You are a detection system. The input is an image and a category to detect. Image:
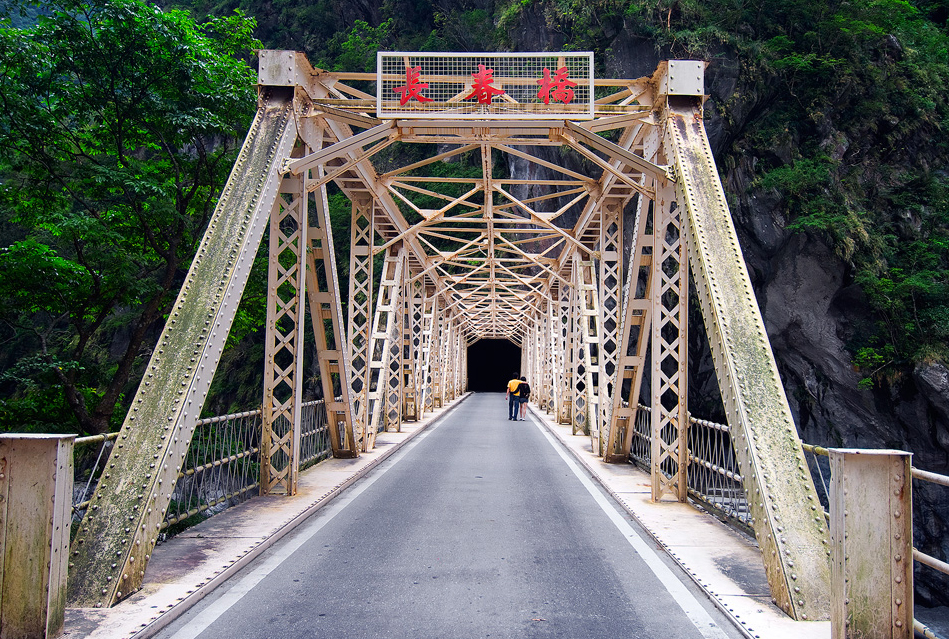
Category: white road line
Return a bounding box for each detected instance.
[529,414,731,639]
[168,425,440,639]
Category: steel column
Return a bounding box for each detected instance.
[366,245,406,444]
[570,258,586,435]
[598,198,623,453]
[261,174,308,495]
[605,187,654,463]
[557,281,573,425]
[347,199,375,444]
[431,311,446,408]
[649,181,688,502]
[305,173,358,459]
[420,291,438,414]
[402,278,424,421]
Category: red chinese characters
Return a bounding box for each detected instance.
[536,66,577,105]
[464,64,506,105]
[393,66,433,106]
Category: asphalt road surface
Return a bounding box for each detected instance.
[157,393,745,639]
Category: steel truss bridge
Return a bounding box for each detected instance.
[67,50,831,624]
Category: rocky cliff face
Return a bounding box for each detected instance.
[706,45,949,605]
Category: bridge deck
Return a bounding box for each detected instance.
[64,395,827,639]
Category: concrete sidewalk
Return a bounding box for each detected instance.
[62,394,471,639]
[528,403,830,639]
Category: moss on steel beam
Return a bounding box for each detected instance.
[666,101,831,620]
[67,93,297,608]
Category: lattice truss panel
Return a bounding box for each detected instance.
[604,180,653,462]
[650,183,689,502]
[261,176,307,495]
[402,278,425,421]
[347,200,374,436]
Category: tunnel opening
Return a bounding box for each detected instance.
[467,339,521,392]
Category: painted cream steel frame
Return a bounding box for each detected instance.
[70,51,831,625]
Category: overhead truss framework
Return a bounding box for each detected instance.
[70,51,829,623]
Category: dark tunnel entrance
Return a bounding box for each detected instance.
[467,339,521,392]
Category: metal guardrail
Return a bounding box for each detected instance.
[628,405,752,533]
[161,409,263,533]
[801,443,947,638]
[300,399,332,469]
[629,404,651,470]
[72,400,333,539]
[686,414,752,533]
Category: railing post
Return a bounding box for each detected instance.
[830,449,913,638]
[0,434,73,638]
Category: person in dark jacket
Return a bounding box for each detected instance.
[517,375,531,421]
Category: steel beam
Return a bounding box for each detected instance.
[68,91,297,606]
[666,98,830,619]
[261,174,307,495]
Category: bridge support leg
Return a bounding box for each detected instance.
[305,177,358,459]
[420,290,437,415]
[605,187,653,463]
[665,95,830,619]
[261,174,308,494]
[347,199,375,449]
[598,198,623,454]
[541,304,555,412]
[830,449,913,639]
[367,245,405,439]
[449,321,462,397]
[557,282,573,425]
[402,278,424,421]
[68,93,297,607]
[444,321,457,401]
[431,312,445,408]
[576,258,605,453]
[650,181,689,502]
[570,258,586,435]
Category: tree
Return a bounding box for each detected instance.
[0,0,259,434]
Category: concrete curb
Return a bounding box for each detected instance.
[129,393,472,639]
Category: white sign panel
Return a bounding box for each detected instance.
[377,52,594,120]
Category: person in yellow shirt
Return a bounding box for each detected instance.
[505,373,521,421]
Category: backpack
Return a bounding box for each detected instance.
[518,382,531,399]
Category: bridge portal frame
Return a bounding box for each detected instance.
[67,51,830,623]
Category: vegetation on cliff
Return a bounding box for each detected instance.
[0,0,947,433]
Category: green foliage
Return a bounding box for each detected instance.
[0,0,259,434]
[321,19,392,72]
[2,0,946,414]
